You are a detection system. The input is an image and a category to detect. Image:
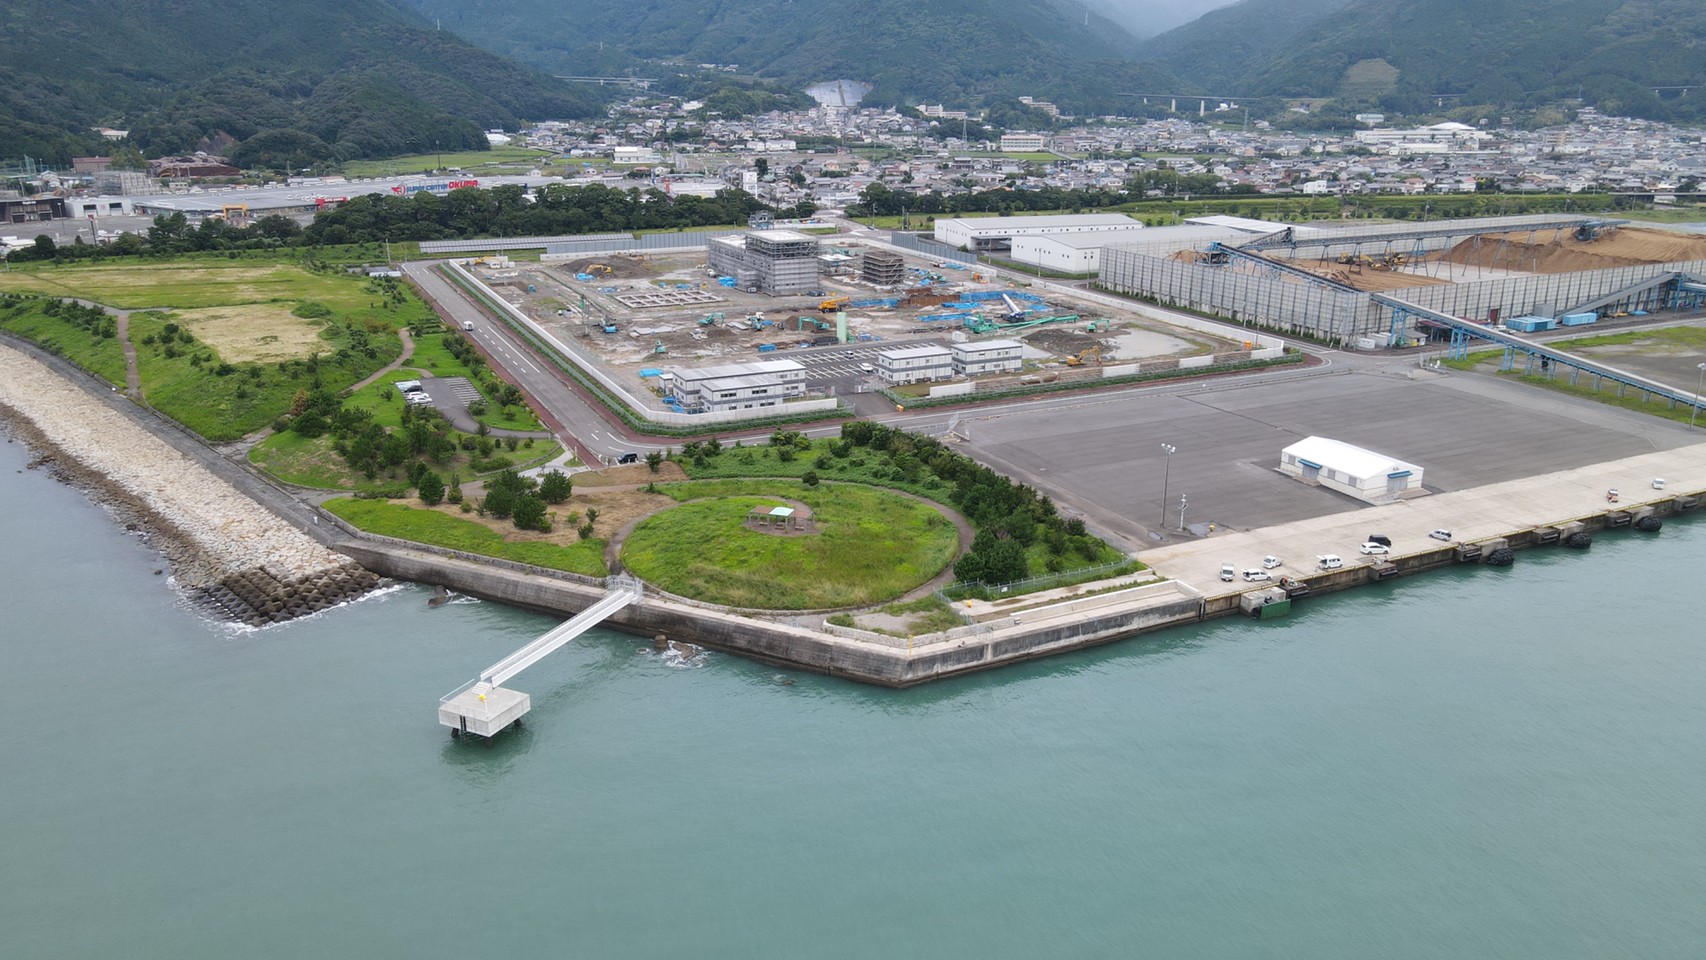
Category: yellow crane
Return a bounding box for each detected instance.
[818,295,850,313]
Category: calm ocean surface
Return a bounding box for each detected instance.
[3,434,1703,959]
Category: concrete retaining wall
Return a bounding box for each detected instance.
[339,541,1209,686]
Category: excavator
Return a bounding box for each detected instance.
[586,263,614,277]
[1063,347,1102,367]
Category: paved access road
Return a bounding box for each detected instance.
[404,261,654,463]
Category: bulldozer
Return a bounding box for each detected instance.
[1063,346,1102,367]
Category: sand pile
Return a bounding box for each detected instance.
[1438,227,1706,274]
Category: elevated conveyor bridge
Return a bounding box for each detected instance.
[1374,292,1706,414]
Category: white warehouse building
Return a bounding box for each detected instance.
[666,359,807,414]
[951,339,1024,377]
[1007,230,1149,274]
[933,213,1144,253]
[876,344,953,385]
[1279,436,1424,504]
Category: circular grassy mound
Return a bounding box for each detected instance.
[620,483,959,610]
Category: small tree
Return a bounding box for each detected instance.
[512,493,549,532]
[645,451,663,473]
[801,470,820,487]
[539,469,572,504]
[417,470,445,506]
[484,484,516,519]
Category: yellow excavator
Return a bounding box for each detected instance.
[1064,346,1102,367]
[587,263,613,277]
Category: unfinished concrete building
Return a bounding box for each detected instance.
[861,250,906,286]
[706,230,822,295]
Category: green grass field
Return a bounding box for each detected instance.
[0,259,382,311]
[0,300,128,385]
[255,421,559,491]
[126,310,405,440]
[1444,326,1706,426]
[340,146,555,178]
[1553,326,1706,351]
[323,498,607,576]
[679,438,954,505]
[621,480,959,610]
[0,254,439,440]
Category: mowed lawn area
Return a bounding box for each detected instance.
[0,254,434,440]
[620,480,961,610]
[324,498,607,577]
[0,258,379,311]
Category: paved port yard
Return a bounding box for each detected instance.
[1141,440,1706,600]
[960,365,1698,548]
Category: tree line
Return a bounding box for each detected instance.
[2,184,789,263]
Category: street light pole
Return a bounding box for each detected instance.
[1691,362,1706,430]
[1178,494,1188,533]
[1159,443,1176,530]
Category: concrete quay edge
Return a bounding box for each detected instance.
[335,541,1209,687]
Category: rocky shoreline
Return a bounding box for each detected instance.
[0,345,377,625]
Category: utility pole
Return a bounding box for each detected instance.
[1159,443,1176,530]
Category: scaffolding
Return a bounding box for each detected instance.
[861,250,906,286]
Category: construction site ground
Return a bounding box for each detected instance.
[469,244,1244,391]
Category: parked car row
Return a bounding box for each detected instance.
[1225,529,1470,582]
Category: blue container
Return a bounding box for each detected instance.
[1561,312,1597,326]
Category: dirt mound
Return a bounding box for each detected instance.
[1438,227,1706,274]
[560,255,653,280]
[1297,260,1455,292]
[1024,328,1100,356]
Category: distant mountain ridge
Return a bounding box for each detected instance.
[397,0,1188,115]
[1140,0,1706,122]
[0,0,600,165]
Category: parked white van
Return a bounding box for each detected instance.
[1241,569,1273,583]
[1316,554,1344,570]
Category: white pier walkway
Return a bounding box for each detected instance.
[438,575,643,738]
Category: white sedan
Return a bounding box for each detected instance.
[1359,542,1390,555]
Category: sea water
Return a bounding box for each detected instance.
[2,435,1703,959]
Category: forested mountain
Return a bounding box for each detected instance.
[0,0,601,165]
[1142,0,1706,123]
[1137,0,1356,89]
[397,0,1186,115]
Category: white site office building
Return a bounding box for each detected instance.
[875,344,953,384]
[951,339,1024,377]
[666,359,807,413]
[1279,436,1424,503]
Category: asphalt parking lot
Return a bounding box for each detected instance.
[961,368,1696,547]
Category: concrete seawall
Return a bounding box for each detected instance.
[339,466,1706,687]
[337,541,1208,687]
